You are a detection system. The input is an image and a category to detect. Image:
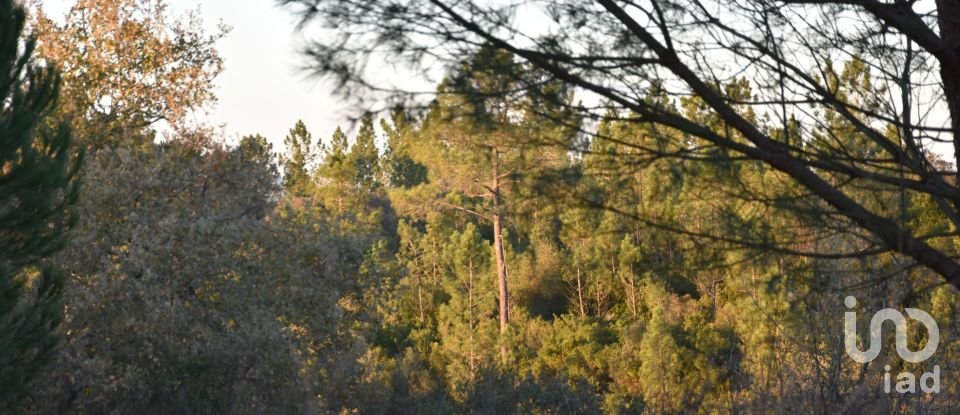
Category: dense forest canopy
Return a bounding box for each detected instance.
[282,0,960,288]
[1,0,959,413]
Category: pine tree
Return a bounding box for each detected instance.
[394,220,446,329]
[281,120,315,197]
[437,223,499,395]
[413,47,580,358]
[318,126,351,215]
[349,113,381,191]
[381,108,427,188]
[233,134,278,217]
[0,0,81,405]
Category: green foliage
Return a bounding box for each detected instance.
[437,223,499,392]
[281,120,316,197]
[13,14,960,413]
[17,139,345,413]
[0,0,81,406]
[350,113,381,191]
[381,108,428,189]
[530,315,614,391]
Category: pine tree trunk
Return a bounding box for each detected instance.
[417,278,425,326]
[576,264,586,318]
[493,211,508,333]
[491,148,509,360]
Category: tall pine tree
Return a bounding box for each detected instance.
[281,120,316,197]
[0,0,81,405]
[349,113,381,191]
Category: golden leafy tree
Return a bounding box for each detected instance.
[31,0,227,147]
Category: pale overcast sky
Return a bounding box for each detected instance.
[41,0,350,148]
[38,1,954,159]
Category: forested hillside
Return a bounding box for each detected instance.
[4,0,960,414]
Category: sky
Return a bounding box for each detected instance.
[42,0,350,148]
[182,0,349,146]
[37,0,955,160]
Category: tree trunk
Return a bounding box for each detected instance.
[468,257,477,380]
[417,278,425,326]
[491,148,509,360]
[576,264,586,318]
